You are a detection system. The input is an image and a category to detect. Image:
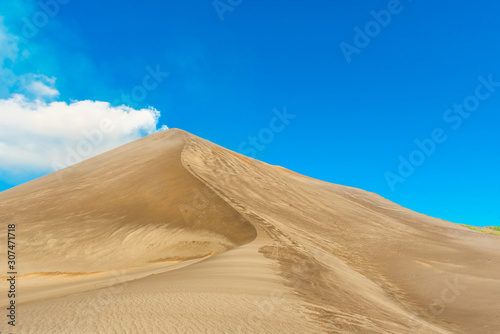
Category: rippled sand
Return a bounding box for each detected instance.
[0,129,498,333]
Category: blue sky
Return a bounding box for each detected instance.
[0,0,499,227]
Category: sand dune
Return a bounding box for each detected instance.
[0,128,499,333]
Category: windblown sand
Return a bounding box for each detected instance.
[0,129,498,333]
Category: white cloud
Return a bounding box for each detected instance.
[0,19,59,100]
[0,18,19,98]
[0,95,167,174]
[19,73,60,99]
[0,18,18,62]
[27,80,59,98]
[0,17,168,184]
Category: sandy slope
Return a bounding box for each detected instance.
[0,128,499,333]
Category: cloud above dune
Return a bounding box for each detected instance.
[0,95,167,174]
[0,17,168,181]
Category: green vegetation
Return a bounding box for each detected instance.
[461,225,500,236]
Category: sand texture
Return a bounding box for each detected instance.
[0,129,498,333]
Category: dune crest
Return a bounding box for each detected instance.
[0,128,499,333]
